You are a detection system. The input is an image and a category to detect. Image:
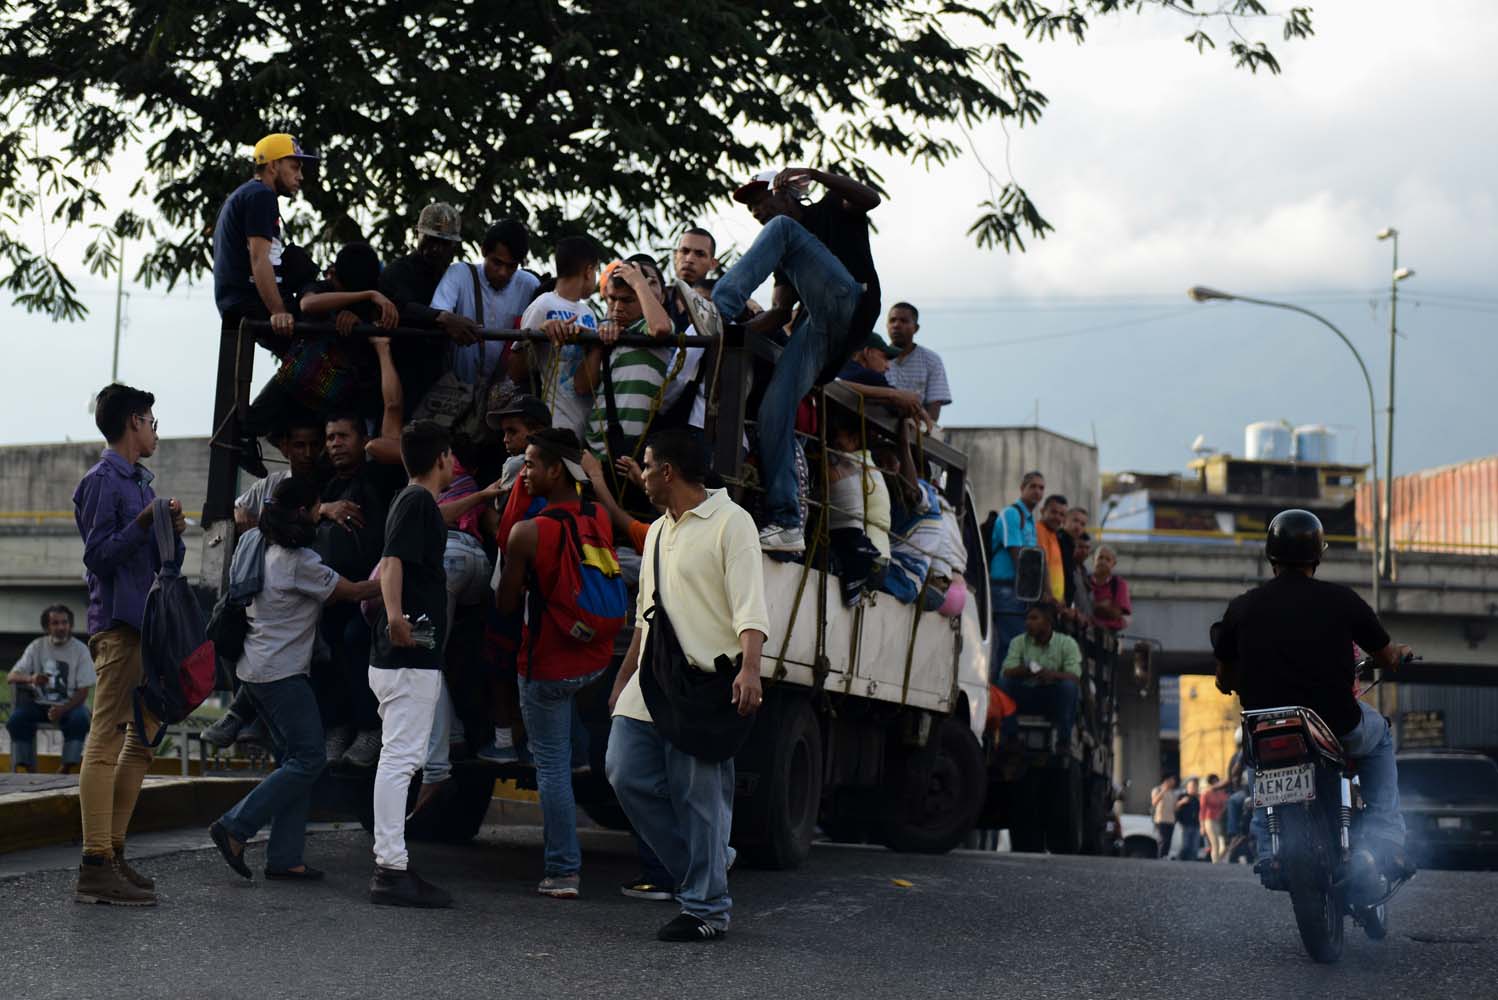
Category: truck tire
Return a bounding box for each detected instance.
[878,717,986,855]
[1044,760,1084,855]
[407,766,495,844]
[735,695,823,870]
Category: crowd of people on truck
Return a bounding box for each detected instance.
[50,130,971,943]
[984,467,1133,750]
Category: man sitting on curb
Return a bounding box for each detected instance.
[7,604,95,774]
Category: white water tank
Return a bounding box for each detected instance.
[1293,424,1337,464]
[1244,421,1292,461]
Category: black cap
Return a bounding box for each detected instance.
[1265,509,1326,566]
[485,392,552,430]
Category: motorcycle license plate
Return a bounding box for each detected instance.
[1254,764,1316,808]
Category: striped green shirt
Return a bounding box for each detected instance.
[584,320,682,457]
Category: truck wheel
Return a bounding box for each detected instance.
[878,717,986,855]
[407,766,495,844]
[1044,760,1084,855]
[736,695,823,870]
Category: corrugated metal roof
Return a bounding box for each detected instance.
[1356,455,1498,553]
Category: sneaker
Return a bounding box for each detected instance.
[209,821,252,880]
[324,726,354,764]
[114,854,155,891]
[759,524,805,553]
[477,742,519,764]
[675,278,724,340]
[537,875,580,899]
[620,879,675,901]
[657,912,724,942]
[370,866,453,908]
[75,855,156,907]
[200,712,243,750]
[341,729,382,769]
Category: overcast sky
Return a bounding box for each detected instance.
[5,1,1495,479]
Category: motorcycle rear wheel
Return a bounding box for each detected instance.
[1280,807,1345,963]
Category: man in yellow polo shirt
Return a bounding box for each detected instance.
[606,430,769,943]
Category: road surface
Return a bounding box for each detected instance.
[3,825,1495,999]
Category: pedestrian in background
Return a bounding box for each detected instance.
[1201,774,1231,863]
[1151,774,1180,860]
[1176,777,1203,861]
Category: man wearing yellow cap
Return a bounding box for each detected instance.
[208,133,321,479]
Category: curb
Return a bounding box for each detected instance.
[0,777,260,855]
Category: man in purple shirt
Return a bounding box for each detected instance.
[71,383,185,906]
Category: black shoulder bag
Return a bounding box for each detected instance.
[637,529,755,762]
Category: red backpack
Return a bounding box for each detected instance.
[522,501,629,680]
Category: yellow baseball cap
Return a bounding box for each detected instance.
[253,133,320,165]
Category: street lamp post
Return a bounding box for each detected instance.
[1187,286,1381,613]
[1375,227,1414,578]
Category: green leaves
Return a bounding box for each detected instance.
[0,0,1312,319]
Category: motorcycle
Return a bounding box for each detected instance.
[1241,656,1416,963]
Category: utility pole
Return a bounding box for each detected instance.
[110,237,126,382]
[1376,227,1414,581]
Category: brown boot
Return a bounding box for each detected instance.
[114,854,156,891]
[75,855,156,907]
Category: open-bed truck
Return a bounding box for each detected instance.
[203,321,996,867]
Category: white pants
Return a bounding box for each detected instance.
[368,666,442,871]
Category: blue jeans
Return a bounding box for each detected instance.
[997,677,1080,748]
[607,716,733,930]
[713,214,861,529]
[1178,823,1202,860]
[990,583,1026,679]
[7,702,91,765]
[219,675,325,871]
[518,669,604,877]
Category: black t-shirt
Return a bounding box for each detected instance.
[1176,794,1200,826]
[371,485,449,670]
[379,252,452,408]
[315,461,406,581]
[1211,573,1390,736]
[213,180,281,317]
[776,192,883,375]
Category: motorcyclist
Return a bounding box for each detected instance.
[1210,509,1415,882]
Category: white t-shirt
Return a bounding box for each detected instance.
[238,546,339,684]
[520,291,600,438]
[8,637,96,706]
